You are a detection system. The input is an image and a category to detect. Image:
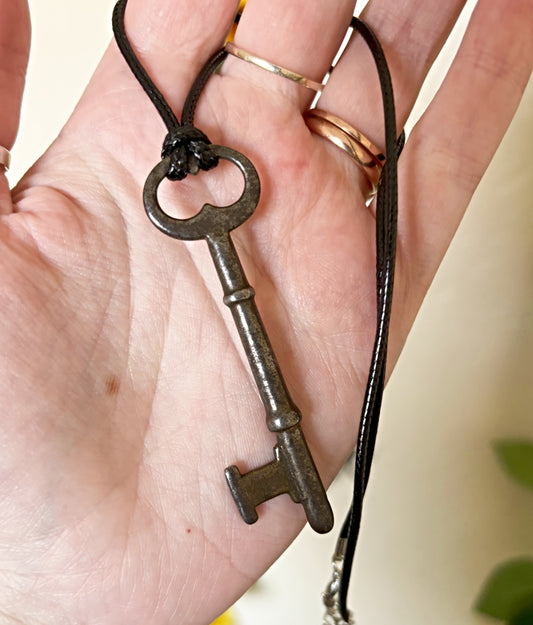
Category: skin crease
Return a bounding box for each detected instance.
[0,0,532,623]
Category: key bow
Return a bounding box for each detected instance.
[143,144,260,240]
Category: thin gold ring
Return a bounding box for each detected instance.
[303,110,383,192]
[225,42,323,93]
[0,146,11,171]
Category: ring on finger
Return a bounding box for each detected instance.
[225,41,324,93]
[304,109,384,193]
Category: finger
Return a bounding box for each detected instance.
[316,0,467,149]
[396,0,533,321]
[221,0,356,107]
[124,0,239,107]
[0,0,30,210]
[80,0,239,132]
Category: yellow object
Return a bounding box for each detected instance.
[226,0,247,43]
[211,610,235,625]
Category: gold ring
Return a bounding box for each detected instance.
[307,109,385,168]
[303,109,384,192]
[0,145,11,171]
[225,42,323,92]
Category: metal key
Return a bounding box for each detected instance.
[144,145,333,534]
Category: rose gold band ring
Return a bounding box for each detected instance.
[225,42,324,93]
[0,146,11,171]
[303,108,384,193]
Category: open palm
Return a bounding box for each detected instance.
[1,0,531,623]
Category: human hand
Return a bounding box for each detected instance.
[1,1,532,623]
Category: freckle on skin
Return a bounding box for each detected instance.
[105,375,120,396]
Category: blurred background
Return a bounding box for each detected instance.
[12,1,533,623]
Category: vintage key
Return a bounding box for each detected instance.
[144,145,334,534]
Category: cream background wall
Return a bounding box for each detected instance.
[12,1,533,624]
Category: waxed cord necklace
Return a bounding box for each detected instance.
[112,2,403,621]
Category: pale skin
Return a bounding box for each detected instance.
[0,0,532,623]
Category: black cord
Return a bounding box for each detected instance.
[112,2,402,621]
[337,17,404,621]
[112,0,179,132]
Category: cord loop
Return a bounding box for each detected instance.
[162,126,219,180]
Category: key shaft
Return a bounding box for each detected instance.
[207,231,300,432]
[208,230,333,533]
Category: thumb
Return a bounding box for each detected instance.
[0,0,30,148]
[0,0,30,206]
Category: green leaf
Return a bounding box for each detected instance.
[476,558,533,620]
[511,606,533,625]
[494,440,533,491]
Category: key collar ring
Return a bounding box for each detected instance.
[143,145,261,241]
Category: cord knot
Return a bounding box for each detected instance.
[162,125,219,181]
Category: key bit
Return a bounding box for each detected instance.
[143,144,333,533]
[226,425,333,534]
